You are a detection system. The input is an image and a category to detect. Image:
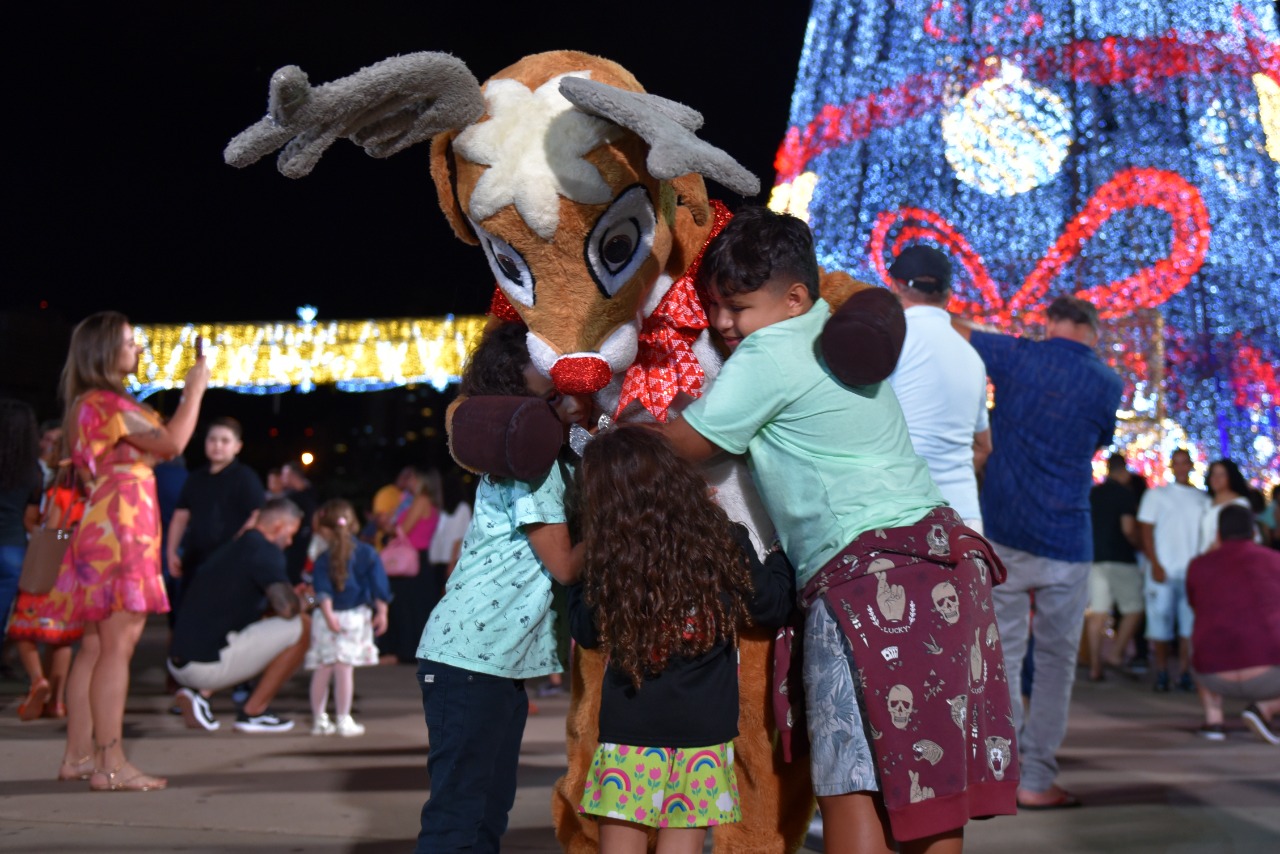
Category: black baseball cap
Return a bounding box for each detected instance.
[888,245,952,293]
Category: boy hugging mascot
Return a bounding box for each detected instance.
[228,49,904,853]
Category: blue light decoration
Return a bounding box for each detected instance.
[770,0,1280,488]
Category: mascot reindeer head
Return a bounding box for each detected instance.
[227,50,760,416]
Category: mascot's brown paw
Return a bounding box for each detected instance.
[447,395,563,479]
[820,285,906,387]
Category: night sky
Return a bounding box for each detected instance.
[8,1,814,324]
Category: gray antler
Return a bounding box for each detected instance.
[225,52,486,178]
[559,77,760,197]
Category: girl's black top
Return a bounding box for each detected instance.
[566,523,794,747]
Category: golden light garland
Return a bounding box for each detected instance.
[127,312,489,397]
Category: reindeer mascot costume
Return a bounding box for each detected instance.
[228,50,903,853]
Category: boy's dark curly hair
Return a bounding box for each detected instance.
[459,323,533,397]
[579,425,753,688]
[696,205,820,300]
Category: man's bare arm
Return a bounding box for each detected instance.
[167,509,190,577]
[1121,514,1140,549]
[1139,522,1164,582]
[972,429,993,476]
[265,582,302,618]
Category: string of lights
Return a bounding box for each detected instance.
[127,308,489,399]
[772,0,1280,487]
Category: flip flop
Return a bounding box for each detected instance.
[1018,790,1082,810]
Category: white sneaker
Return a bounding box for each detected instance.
[334,715,365,737]
[176,688,220,731]
[311,713,336,736]
[1242,705,1280,746]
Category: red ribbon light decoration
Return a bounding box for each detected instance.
[775,23,1280,183]
[1230,335,1280,409]
[869,167,1210,326]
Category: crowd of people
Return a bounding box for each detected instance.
[0,313,475,789]
[1,207,1277,851]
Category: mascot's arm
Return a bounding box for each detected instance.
[819,272,907,388]
[731,524,796,629]
[446,395,564,480]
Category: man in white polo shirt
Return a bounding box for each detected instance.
[1137,448,1209,693]
[887,245,992,531]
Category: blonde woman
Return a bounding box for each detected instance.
[53,312,207,791]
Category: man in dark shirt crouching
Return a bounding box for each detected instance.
[168,498,310,733]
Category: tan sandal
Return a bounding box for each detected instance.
[57,754,95,782]
[89,764,167,792]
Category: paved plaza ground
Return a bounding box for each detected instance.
[1,619,1277,853]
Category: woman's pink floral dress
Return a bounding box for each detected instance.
[50,390,169,623]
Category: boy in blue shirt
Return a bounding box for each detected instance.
[663,207,1017,853]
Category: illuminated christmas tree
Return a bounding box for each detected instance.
[771,0,1280,486]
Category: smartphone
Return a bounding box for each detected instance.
[194,335,204,358]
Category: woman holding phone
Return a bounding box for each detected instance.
[53,315,208,791]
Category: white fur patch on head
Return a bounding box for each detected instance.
[456,72,619,241]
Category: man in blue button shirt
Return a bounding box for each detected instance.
[956,296,1122,810]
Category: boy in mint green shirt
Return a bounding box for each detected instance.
[667,209,943,584]
[663,207,1018,850]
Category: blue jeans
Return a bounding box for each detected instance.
[416,659,529,853]
[0,544,25,633]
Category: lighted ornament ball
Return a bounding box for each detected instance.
[1254,73,1280,160]
[941,61,1073,196]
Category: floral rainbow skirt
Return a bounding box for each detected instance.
[579,741,740,829]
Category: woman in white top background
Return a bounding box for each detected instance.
[1197,459,1258,555]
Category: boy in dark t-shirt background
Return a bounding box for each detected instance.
[167,417,265,612]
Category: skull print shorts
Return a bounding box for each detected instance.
[803,600,880,796]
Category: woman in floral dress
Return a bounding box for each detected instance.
[54,312,208,791]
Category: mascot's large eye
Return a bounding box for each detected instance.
[585,185,655,299]
[473,223,536,308]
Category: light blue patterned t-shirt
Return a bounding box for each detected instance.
[416,463,569,679]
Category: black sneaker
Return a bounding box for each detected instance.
[1197,723,1226,741]
[176,688,220,731]
[1153,671,1170,692]
[234,709,294,733]
[1177,672,1196,693]
[1242,705,1280,746]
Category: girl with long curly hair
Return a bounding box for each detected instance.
[306,498,391,737]
[570,425,794,854]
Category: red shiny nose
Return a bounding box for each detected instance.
[550,356,613,395]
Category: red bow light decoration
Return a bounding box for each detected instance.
[870,167,1210,326]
